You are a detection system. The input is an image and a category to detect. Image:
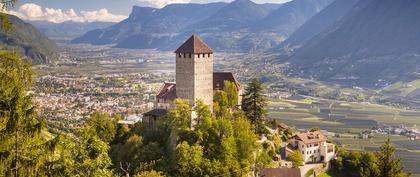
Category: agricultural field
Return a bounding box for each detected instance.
[268,96,420,175]
[382,79,420,98]
[269,96,420,133]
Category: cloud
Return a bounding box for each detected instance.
[136,0,191,8]
[136,0,292,8]
[9,3,127,23]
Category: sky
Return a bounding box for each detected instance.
[9,0,292,23]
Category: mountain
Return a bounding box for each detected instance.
[155,0,283,52]
[286,0,420,87]
[72,0,329,52]
[72,3,227,45]
[29,21,115,39]
[273,0,359,52]
[0,14,57,64]
[189,0,272,31]
[256,0,334,36]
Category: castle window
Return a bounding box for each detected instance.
[208,54,211,57]
[198,54,201,58]
[189,53,192,58]
[178,53,182,58]
[183,53,186,58]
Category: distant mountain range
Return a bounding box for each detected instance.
[278,0,420,87]
[29,21,115,39]
[0,14,57,64]
[72,0,333,52]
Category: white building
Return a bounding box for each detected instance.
[286,131,335,164]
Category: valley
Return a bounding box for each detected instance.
[6,0,420,176]
[33,43,420,176]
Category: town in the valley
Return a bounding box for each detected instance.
[4,0,420,176]
[32,34,420,177]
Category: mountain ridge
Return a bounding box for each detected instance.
[285,0,420,87]
[72,0,332,52]
[0,14,58,64]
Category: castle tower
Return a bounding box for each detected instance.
[175,35,214,108]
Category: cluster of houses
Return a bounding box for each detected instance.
[34,73,160,129]
[374,125,420,141]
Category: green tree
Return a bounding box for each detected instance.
[134,170,165,177]
[241,78,268,134]
[223,81,238,108]
[256,151,274,173]
[233,117,258,169]
[86,111,117,143]
[168,99,191,131]
[214,90,229,118]
[360,152,380,177]
[194,100,211,130]
[309,127,321,132]
[0,52,60,177]
[1,0,17,32]
[72,125,114,176]
[173,142,205,177]
[272,132,282,151]
[376,138,409,177]
[288,151,303,168]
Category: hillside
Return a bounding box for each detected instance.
[284,0,420,87]
[72,0,331,52]
[30,21,115,39]
[0,14,57,64]
[256,0,334,36]
[72,3,227,46]
[272,0,359,53]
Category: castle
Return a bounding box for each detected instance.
[144,35,241,127]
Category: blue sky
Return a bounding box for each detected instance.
[11,0,291,23]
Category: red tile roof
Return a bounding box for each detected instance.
[260,168,301,177]
[175,35,213,54]
[156,72,240,102]
[156,83,176,100]
[294,131,327,144]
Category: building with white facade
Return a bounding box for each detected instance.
[286,131,335,164]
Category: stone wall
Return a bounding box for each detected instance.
[176,53,213,108]
[194,53,213,108]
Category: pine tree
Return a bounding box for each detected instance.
[241,78,267,134]
[376,137,409,177]
[0,52,59,176]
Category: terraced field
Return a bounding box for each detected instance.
[269,97,420,133]
[268,96,420,175]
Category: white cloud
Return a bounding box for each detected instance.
[136,0,190,8]
[9,3,127,23]
[137,0,292,8]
